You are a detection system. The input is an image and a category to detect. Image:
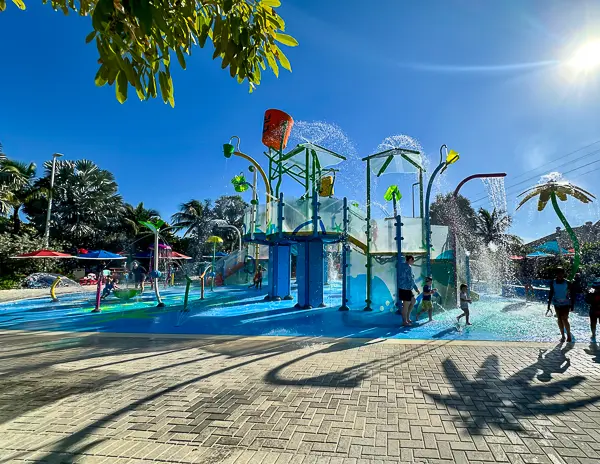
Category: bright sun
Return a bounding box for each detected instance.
[569,39,600,71]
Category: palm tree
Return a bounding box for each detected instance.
[171,199,212,238]
[122,202,160,237]
[517,179,595,279]
[474,208,522,249]
[37,159,124,246]
[0,159,44,233]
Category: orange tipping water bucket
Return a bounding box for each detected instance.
[262,109,293,151]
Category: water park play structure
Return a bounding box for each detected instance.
[223,109,470,312]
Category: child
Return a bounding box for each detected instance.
[254,265,263,290]
[457,284,472,325]
[101,277,118,300]
[586,278,600,341]
[417,276,437,322]
[547,267,574,343]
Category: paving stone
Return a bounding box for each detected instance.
[2,332,600,463]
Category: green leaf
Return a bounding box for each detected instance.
[275,47,291,72]
[0,0,6,12]
[94,66,107,86]
[261,0,281,7]
[85,31,96,44]
[274,33,298,47]
[116,71,128,104]
[11,0,25,10]
[265,52,279,77]
[158,71,168,104]
[176,47,187,70]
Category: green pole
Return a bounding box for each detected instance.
[550,192,580,280]
[183,276,192,311]
[365,158,372,311]
[211,241,216,291]
[419,169,424,218]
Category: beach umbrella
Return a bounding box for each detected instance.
[11,249,73,259]
[11,249,74,302]
[526,251,553,258]
[171,251,192,260]
[77,250,127,260]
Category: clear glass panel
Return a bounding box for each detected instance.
[401,217,424,254]
[319,197,344,234]
[371,259,397,311]
[348,204,367,246]
[372,218,396,253]
[431,225,451,259]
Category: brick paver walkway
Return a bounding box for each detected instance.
[1,331,600,463]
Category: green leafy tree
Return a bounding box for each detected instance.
[0,159,45,234]
[474,208,517,247]
[210,194,248,252]
[25,159,124,247]
[430,193,478,249]
[171,199,213,258]
[1,0,298,107]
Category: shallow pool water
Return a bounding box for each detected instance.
[0,283,593,342]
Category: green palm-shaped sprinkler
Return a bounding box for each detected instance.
[139,218,167,307]
[517,179,595,279]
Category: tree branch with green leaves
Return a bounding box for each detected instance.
[1,0,297,107]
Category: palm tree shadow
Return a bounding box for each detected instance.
[421,348,600,434]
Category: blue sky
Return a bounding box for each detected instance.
[1,0,600,242]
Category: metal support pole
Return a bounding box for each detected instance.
[154,231,165,307]
[425,162,445,278]
[394,197,404,308]
[340,197,350,311]
[419,169,424,218]
[43,153,62,248]
[312,191,319,237]
[365,159,372,311]
[411,182,419,218]
[277,192,284,239]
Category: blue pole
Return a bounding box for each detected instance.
[340,197,349,311]
[277,192,284,239]
[466,254,471,291]
[425,161,445,277]
[394,197,403,308]
[312,192,319,237]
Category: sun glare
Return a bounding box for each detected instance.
[569,39,600,71]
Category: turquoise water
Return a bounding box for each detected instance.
[0,283,593,342]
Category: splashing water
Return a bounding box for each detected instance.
[377,134,428,172]
[290,121,366,205]
[540,171,563,184]
[481,177,507,213]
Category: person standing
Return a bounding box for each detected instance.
[132,261,147,295]
[547,267,574,343]
[586,278,600,341]
[397,255,420,326]
[457,284,472,325]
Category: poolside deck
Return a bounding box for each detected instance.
[1,330,600,463]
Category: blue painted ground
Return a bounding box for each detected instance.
[0,283,594,342]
